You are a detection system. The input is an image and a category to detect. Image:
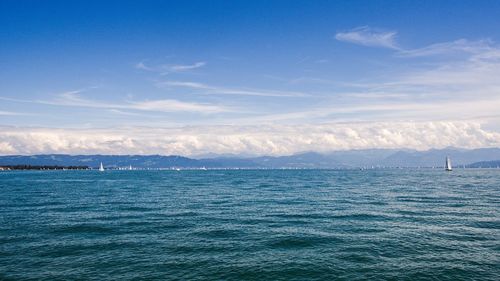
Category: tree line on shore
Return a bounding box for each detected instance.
[0,165,89,170]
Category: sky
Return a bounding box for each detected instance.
[1,0,500,156]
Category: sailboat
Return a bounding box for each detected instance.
[99,162,105,172]
[129,165,133,171]
[445,156,452,171]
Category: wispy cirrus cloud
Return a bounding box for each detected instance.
[335,26,400,49]
[397,39,495,57]
[336,26,497,60]
[257,37,500,125]
[135,61,155,71]
[16,35,500,125]
[158,80,309,97]
[3,91,232,114]
[234,97,500,124]
[0,110,28,116]
[59,91,230,113]
[169,61,206,72]
[135,60,206,74]
[130,99,225,113]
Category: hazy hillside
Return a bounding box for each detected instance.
[380,148,500,167]
[1,148,499,169]
[466,160,500,168]
[0,155,201,169]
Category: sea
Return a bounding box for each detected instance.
[0,169,499,280]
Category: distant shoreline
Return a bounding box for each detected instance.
[1,166,500,172]
[0,165,89,171]
[1,148,499,169]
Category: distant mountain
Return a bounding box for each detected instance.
[466,160,500,168]
[0,155,203,169]
[322,149,399,167]
[243,148,500,168]
[251,152,346,168]
[204,149,402,168]
[380,148,500,167]
[1,148,500,169]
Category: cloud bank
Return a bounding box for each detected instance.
[1,121,499,156]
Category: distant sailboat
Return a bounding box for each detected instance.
[445,156,452,171]
[129,165,133,171]
[99,162,105,172]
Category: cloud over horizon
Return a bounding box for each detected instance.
[0,121,499,156]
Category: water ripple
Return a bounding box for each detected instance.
[0,169,499,280]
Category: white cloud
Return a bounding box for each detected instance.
[158,81,309,97]
[9,91,232,114]
[0,111,26,116]
[233,97,500,124]
[135,61,206,74]
[160,81,209,89]
[397,39,494,57]
[0,121,498,156]
[386,41,500,102]
[169,61,206,72]
[283,37,500,124]
[0,141,16,153]
[335,26,399,49]
[3,35,500,156]
[130,99,226,113]
[135,61,154,71]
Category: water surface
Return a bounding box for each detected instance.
[1,169,499,280]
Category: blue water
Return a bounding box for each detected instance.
[1,169,499,280]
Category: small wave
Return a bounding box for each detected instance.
[269,213,331,220]
[192,228,243,239]
[267,235,337,249]
[331,213,390,221]
[118,206,154,212]
[50,224,115,234]
[34,241,141,258]
[469,220,500,230]
[166,211,200,217]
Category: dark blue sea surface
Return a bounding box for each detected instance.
[1,169,499,280]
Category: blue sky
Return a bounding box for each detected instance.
[1,0,500,155]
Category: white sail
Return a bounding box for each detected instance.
[445,156,452,171]
[129,165,133,170]
[99,162,105,172]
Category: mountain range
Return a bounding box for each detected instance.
[466,160,500,168]
[1,148,500,169]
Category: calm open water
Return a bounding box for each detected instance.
[0,169,499,280]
